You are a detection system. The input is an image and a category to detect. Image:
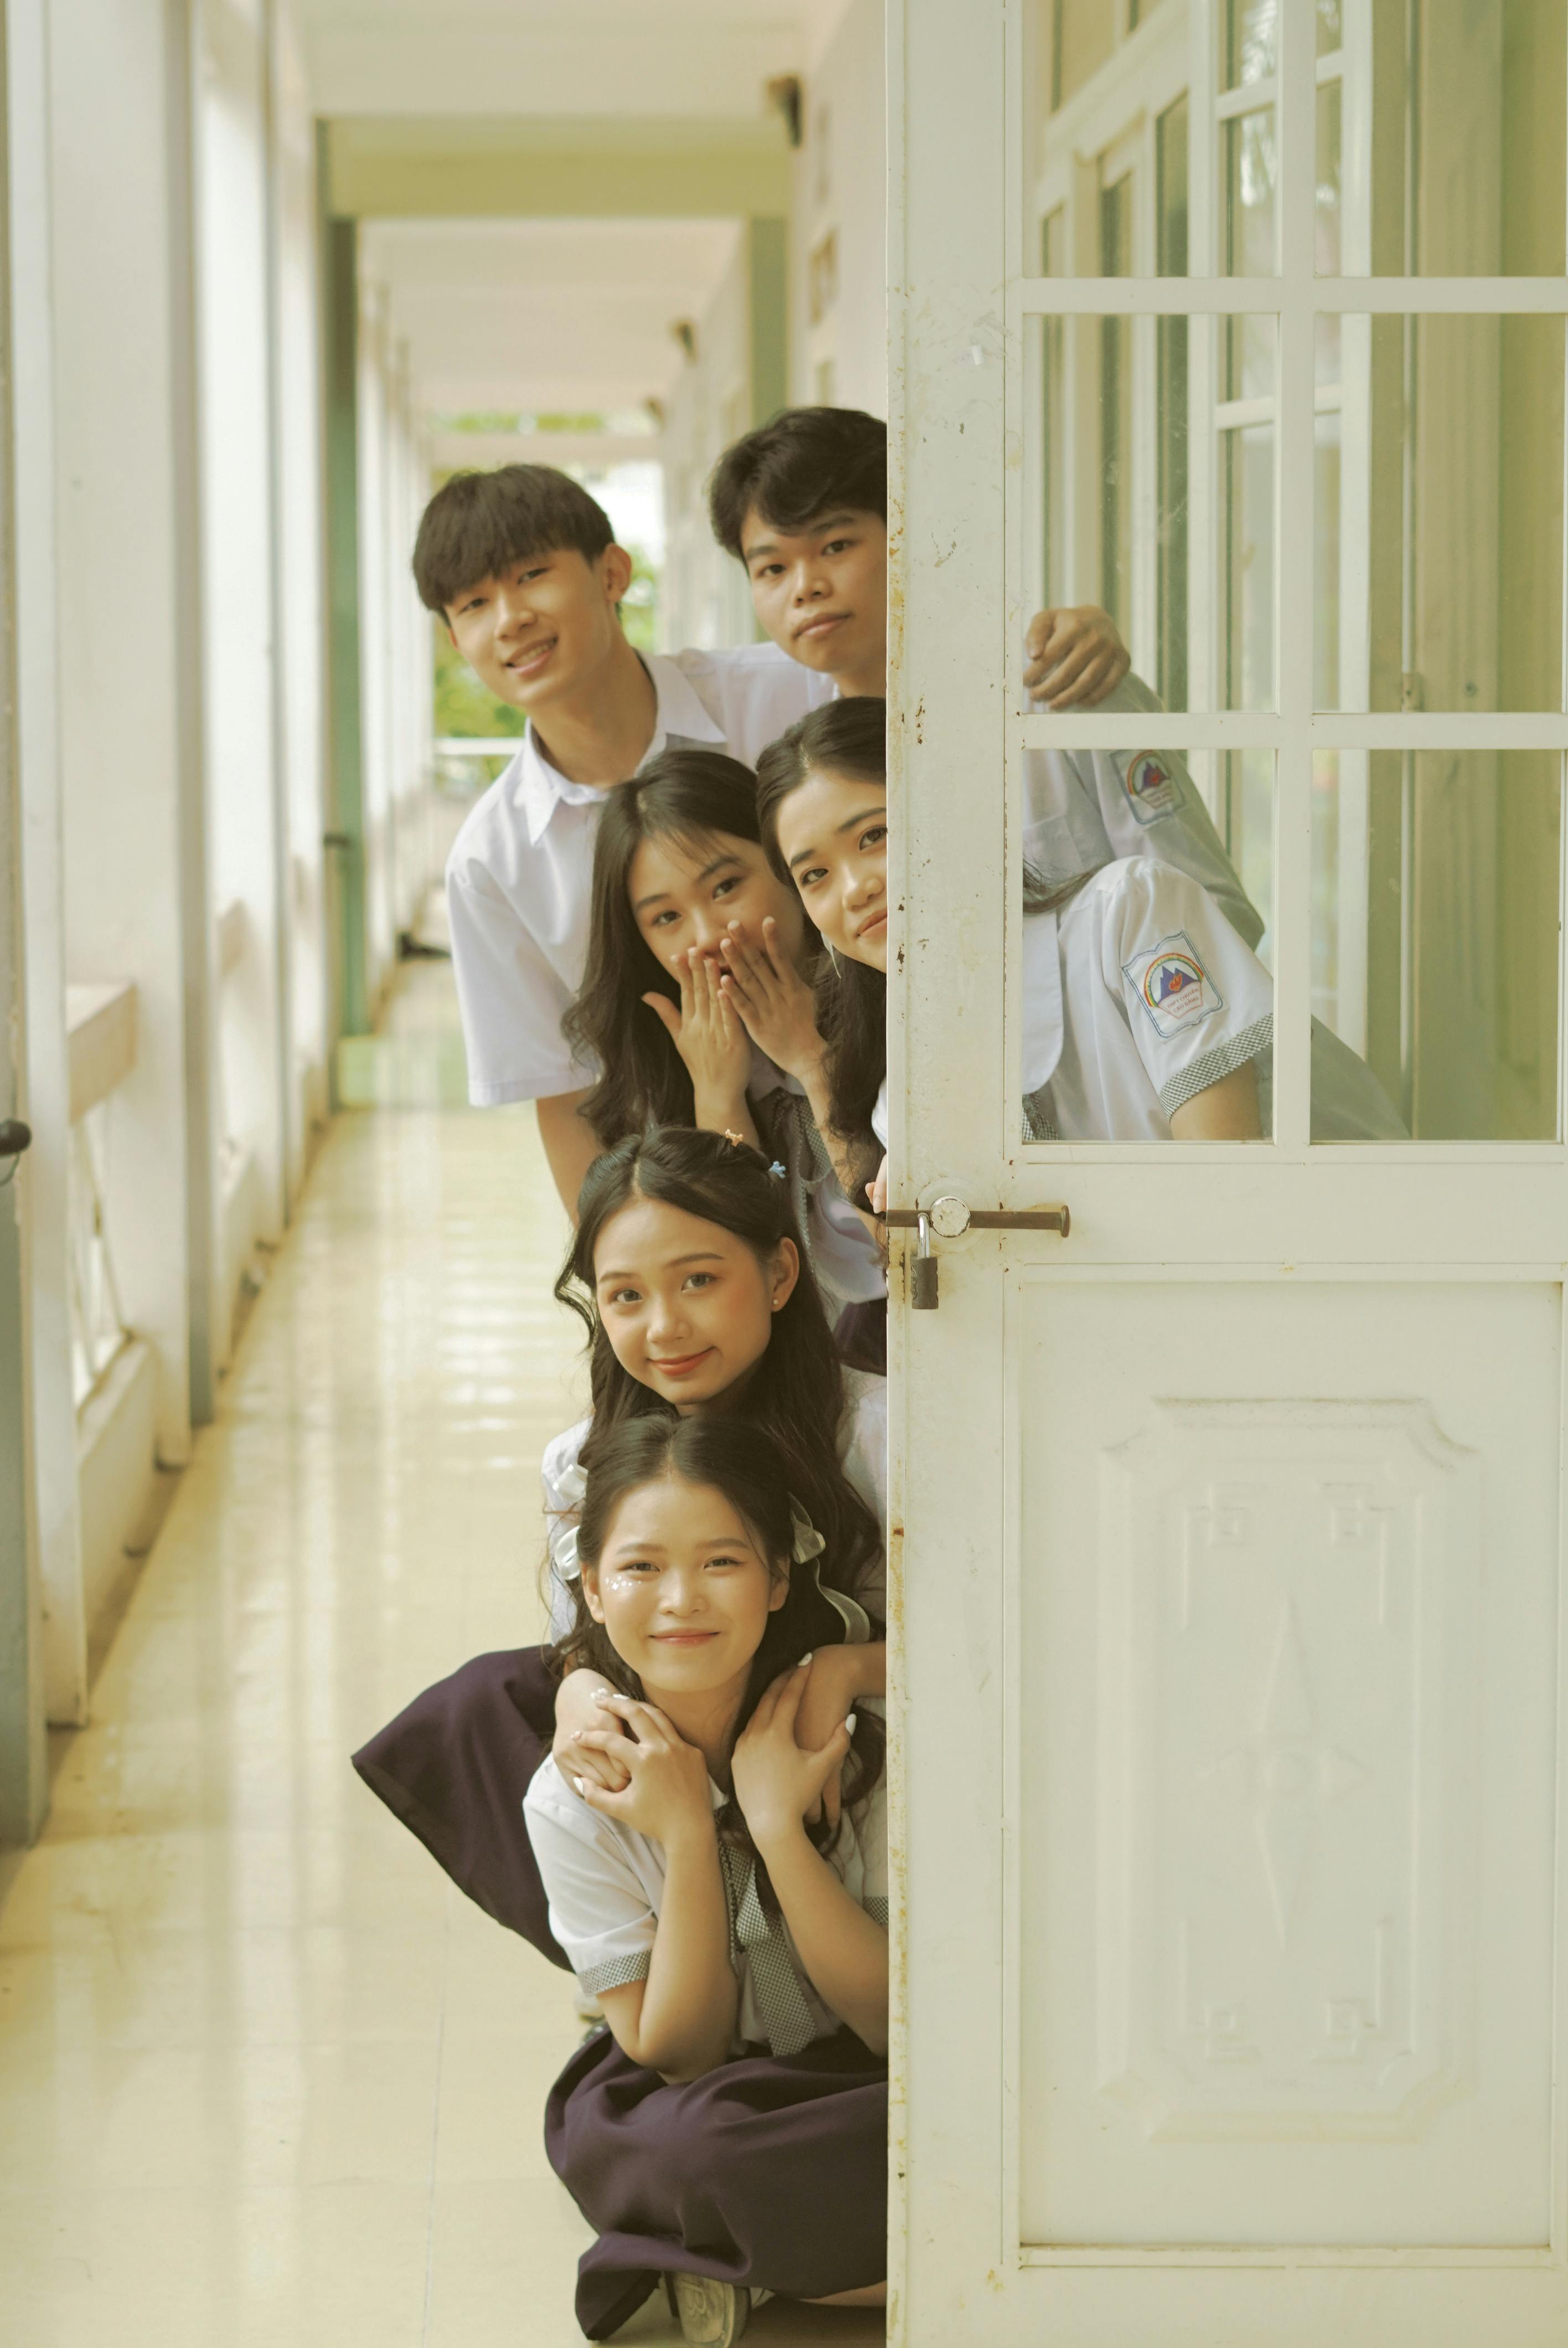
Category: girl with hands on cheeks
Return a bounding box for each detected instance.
[525,1413,888,2340]
[564,746,885,1333]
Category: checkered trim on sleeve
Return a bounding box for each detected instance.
[863,1897,889,1929]
[1022,1087,1059,1141]
[578,1951,653,1997]
[1158,1013,1275,1118]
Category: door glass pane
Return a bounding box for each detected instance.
[1316,313,1564,713]
[1028,1,1197,275]
[1020,746,1274,1145]
[1312,750,1562,1140]
[1220,317,1276,713]
[1032,310,1276,715]
[1223,0,1277,88]
[1223,107,1277,275]
[1327,1,1566,276]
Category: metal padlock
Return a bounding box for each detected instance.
[911,1210,938,1309]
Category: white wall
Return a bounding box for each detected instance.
[357,292,436,1008]
[197,0,287,1360]
[273,5,330,1177]
[50,0,205,1462]
[660,223,755,653]
[793,0,887,418]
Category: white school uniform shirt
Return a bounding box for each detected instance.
[541,1366,889,1642]
[1024,673,1263,952]
[1022,859,1275,1139]
[445,645,835,1108]
[524,1723,888,2054]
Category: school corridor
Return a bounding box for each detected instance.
[0,961,879,2345]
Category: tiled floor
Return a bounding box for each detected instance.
[0,966,883,2346]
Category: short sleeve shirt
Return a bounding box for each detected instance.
[523,1734,888,2052]
[446,646,835,1106]
[1023,673,1263,953]
[1024,858,1275,1140]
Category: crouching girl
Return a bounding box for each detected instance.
[528,1412,888,2344]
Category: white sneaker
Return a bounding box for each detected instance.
[663,2272,752,2345]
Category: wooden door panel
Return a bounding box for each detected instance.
[1016,1280,1559,2248]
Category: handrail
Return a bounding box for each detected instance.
[65,981,138,1124]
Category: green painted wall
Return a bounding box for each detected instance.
[322,198,368,1053]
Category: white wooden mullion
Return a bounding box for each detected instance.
[1268,0,1318,1155]
[1012,276,1568,316]
[1021,713,1568,750]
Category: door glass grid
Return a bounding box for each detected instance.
[1017,0,1568,1149]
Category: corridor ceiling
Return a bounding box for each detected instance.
[303,0,852,426]
[359,218,746,418]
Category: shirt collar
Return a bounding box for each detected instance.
[512,653,728,848]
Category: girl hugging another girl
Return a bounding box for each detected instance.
[352,1128,887,1973]
[530,1413,888,2342]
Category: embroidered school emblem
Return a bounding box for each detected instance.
[1122,930,1224,1039]
[1121,749,1184,826]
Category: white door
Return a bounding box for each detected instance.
[889,2,1568,2341]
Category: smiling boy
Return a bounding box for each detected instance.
[420,451,1127,1212]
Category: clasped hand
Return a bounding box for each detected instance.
[731,1662,854,1852]
[715,918,825,1083]
[568,1661,855,1851]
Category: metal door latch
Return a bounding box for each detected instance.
[884,1194,1070,1309]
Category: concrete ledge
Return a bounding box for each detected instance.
[75,1337,158,1644]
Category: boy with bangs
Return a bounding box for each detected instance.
[420,456,1128,1213]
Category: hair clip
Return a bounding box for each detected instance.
[723,1129,745,1149]
[768,1161,787,1181]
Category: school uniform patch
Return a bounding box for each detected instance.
[1122,930,1225,1039]
[1121,748,1184,826]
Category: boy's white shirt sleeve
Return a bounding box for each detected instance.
[446,859,592,1105]
[524,1761,659,1995]
[1103,861,1274,1118]
[1026,674,1264,952]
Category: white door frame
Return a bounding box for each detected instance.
[888,2,1568,2337]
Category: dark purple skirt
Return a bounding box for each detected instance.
[352,1644,569,1965]
[546,2025,888,2340]
[834,1298,887,1376]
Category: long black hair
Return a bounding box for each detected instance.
[554,1126,881,1618]
[564,748,806,1149]
[552,1413,885,1876]
[756,698,888,1174]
